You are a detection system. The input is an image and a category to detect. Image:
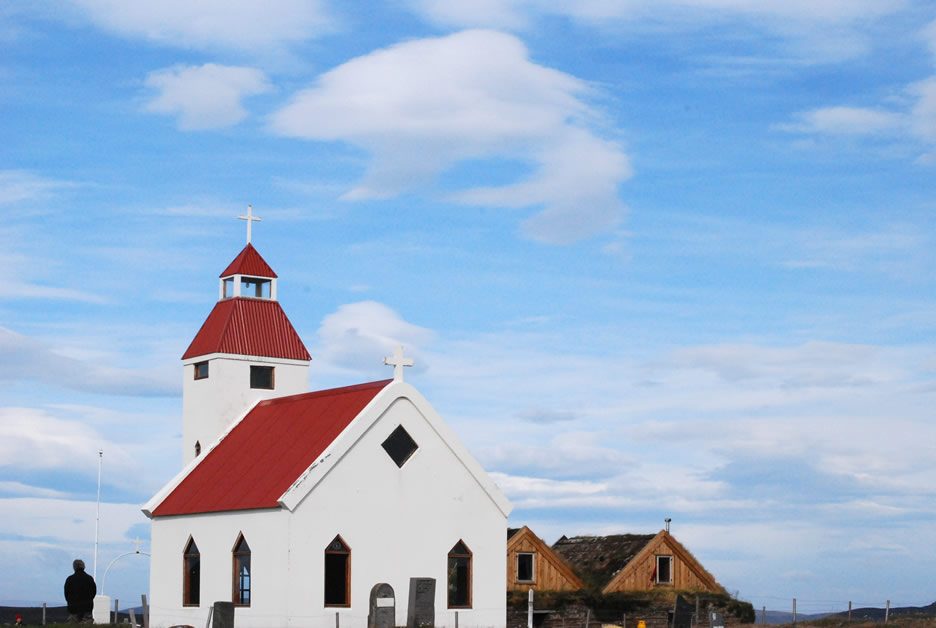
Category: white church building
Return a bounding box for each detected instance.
[143,233,511,627]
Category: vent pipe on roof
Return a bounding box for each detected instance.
[664,517,671,533]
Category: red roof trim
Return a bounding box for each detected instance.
[220,243,277,278]
[181,298,311,361]
[152,380,392,517]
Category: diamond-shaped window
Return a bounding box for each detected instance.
[382,425,418,468]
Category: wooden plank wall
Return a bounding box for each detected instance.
[507,535,580,592]
[606,537,716,592]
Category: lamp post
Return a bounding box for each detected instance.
[94,450,103,580]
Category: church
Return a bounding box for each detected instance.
[143,222,512,628]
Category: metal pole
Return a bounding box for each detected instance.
[335,610,339,628]
[585,608,591,628]
[456,610,459,628]
[528,588,535,628]
[792,598,797,626]
[885,600,890,624]
[761,607,766,625]
[42,602,46,625]
[114,598,119,625]
[848,601,852,622]
[94,450,103,580]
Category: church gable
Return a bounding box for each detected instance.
[149,380,391,517]
[507,526,584,592]
[279,381,510,516]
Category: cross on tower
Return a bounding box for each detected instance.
[238,204,262,244]
[384,345,414,382]
[132,537,145,554]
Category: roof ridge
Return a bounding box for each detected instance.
[258,379,393,406]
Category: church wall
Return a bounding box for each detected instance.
[149,508,290,628]
[286,396,507,628]
[181,355,309,465]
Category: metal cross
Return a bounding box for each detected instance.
[383,345,414,382]
[238,204,262,244]
[132,537,144,554]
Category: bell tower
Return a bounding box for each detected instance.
[180,226,311,465]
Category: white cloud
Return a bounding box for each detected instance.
[270,30,631,243]
[0,408,135,478]
[67,0,330,53]
[144,64,271,130]
[0,326,178,396]
[782,106,904,136]
[314,301,434,375]
[0,170,70,205]
[408,0,901,62]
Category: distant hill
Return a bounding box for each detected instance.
[761,601,936,625]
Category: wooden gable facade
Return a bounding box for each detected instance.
[548,529,724,594]
[506,527,584,592]
[602,530,723,594]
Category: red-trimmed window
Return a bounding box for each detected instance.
[447,540,472,608]
[324,536,351,607]
[232,534,251,606]
[183,537,200,607]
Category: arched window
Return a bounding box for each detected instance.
[194,441,201,456]
[447,540,472,609]
[183,537,200,607]
[324,535,351,607]
[232,534,251,606]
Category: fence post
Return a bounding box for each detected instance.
[129,607,138,627]
[42,602,46,626]
[585,608,591,628]
[142,593,150,628]
[885,600,890,624]
[336,610,340,628]
[528,588,534,628]
[848,601,852,622]
[761,607,766,625]
[792,598,797,626]
[113,598,119,624]
[456,610,459,628]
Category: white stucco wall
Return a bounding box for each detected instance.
[150,389,508,628]
[181,354,309,465]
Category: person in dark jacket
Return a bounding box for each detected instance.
[64,559,96,623]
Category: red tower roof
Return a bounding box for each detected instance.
[153,380,391,516]
[181,297,311,361]
[220,243,277,278]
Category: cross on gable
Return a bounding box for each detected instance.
[384,345,414,382]
[238,204,262,244]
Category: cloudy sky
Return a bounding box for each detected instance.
[2,0,936,613]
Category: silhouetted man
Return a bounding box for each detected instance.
[64,559,96,623]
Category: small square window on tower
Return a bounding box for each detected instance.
[381,425,418,468]
[250,365,274,389]
[194,361,209,380]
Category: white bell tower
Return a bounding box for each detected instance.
[180,212,311,465]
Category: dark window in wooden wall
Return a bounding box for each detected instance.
[516,553,534,582]
[447,540,472,608]
[324,535,351,607]
[183,538,200,607]
[656,555,673,584]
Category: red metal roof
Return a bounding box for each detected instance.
[181,297,311,361]
[153,380,392,517]
[220,243,278,278]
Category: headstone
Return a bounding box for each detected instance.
[710,611,725,628]
[369,583,396,628]
[212,601,235,628]
[672,594,694,628]
[406,577,436,628]
[92,594,111,625]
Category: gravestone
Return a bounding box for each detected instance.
[212,601,235,628]
[369,583,396,628]
[709,611,725,628]
[406,577,436,628]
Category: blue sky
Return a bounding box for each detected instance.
[2,0,936,613]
